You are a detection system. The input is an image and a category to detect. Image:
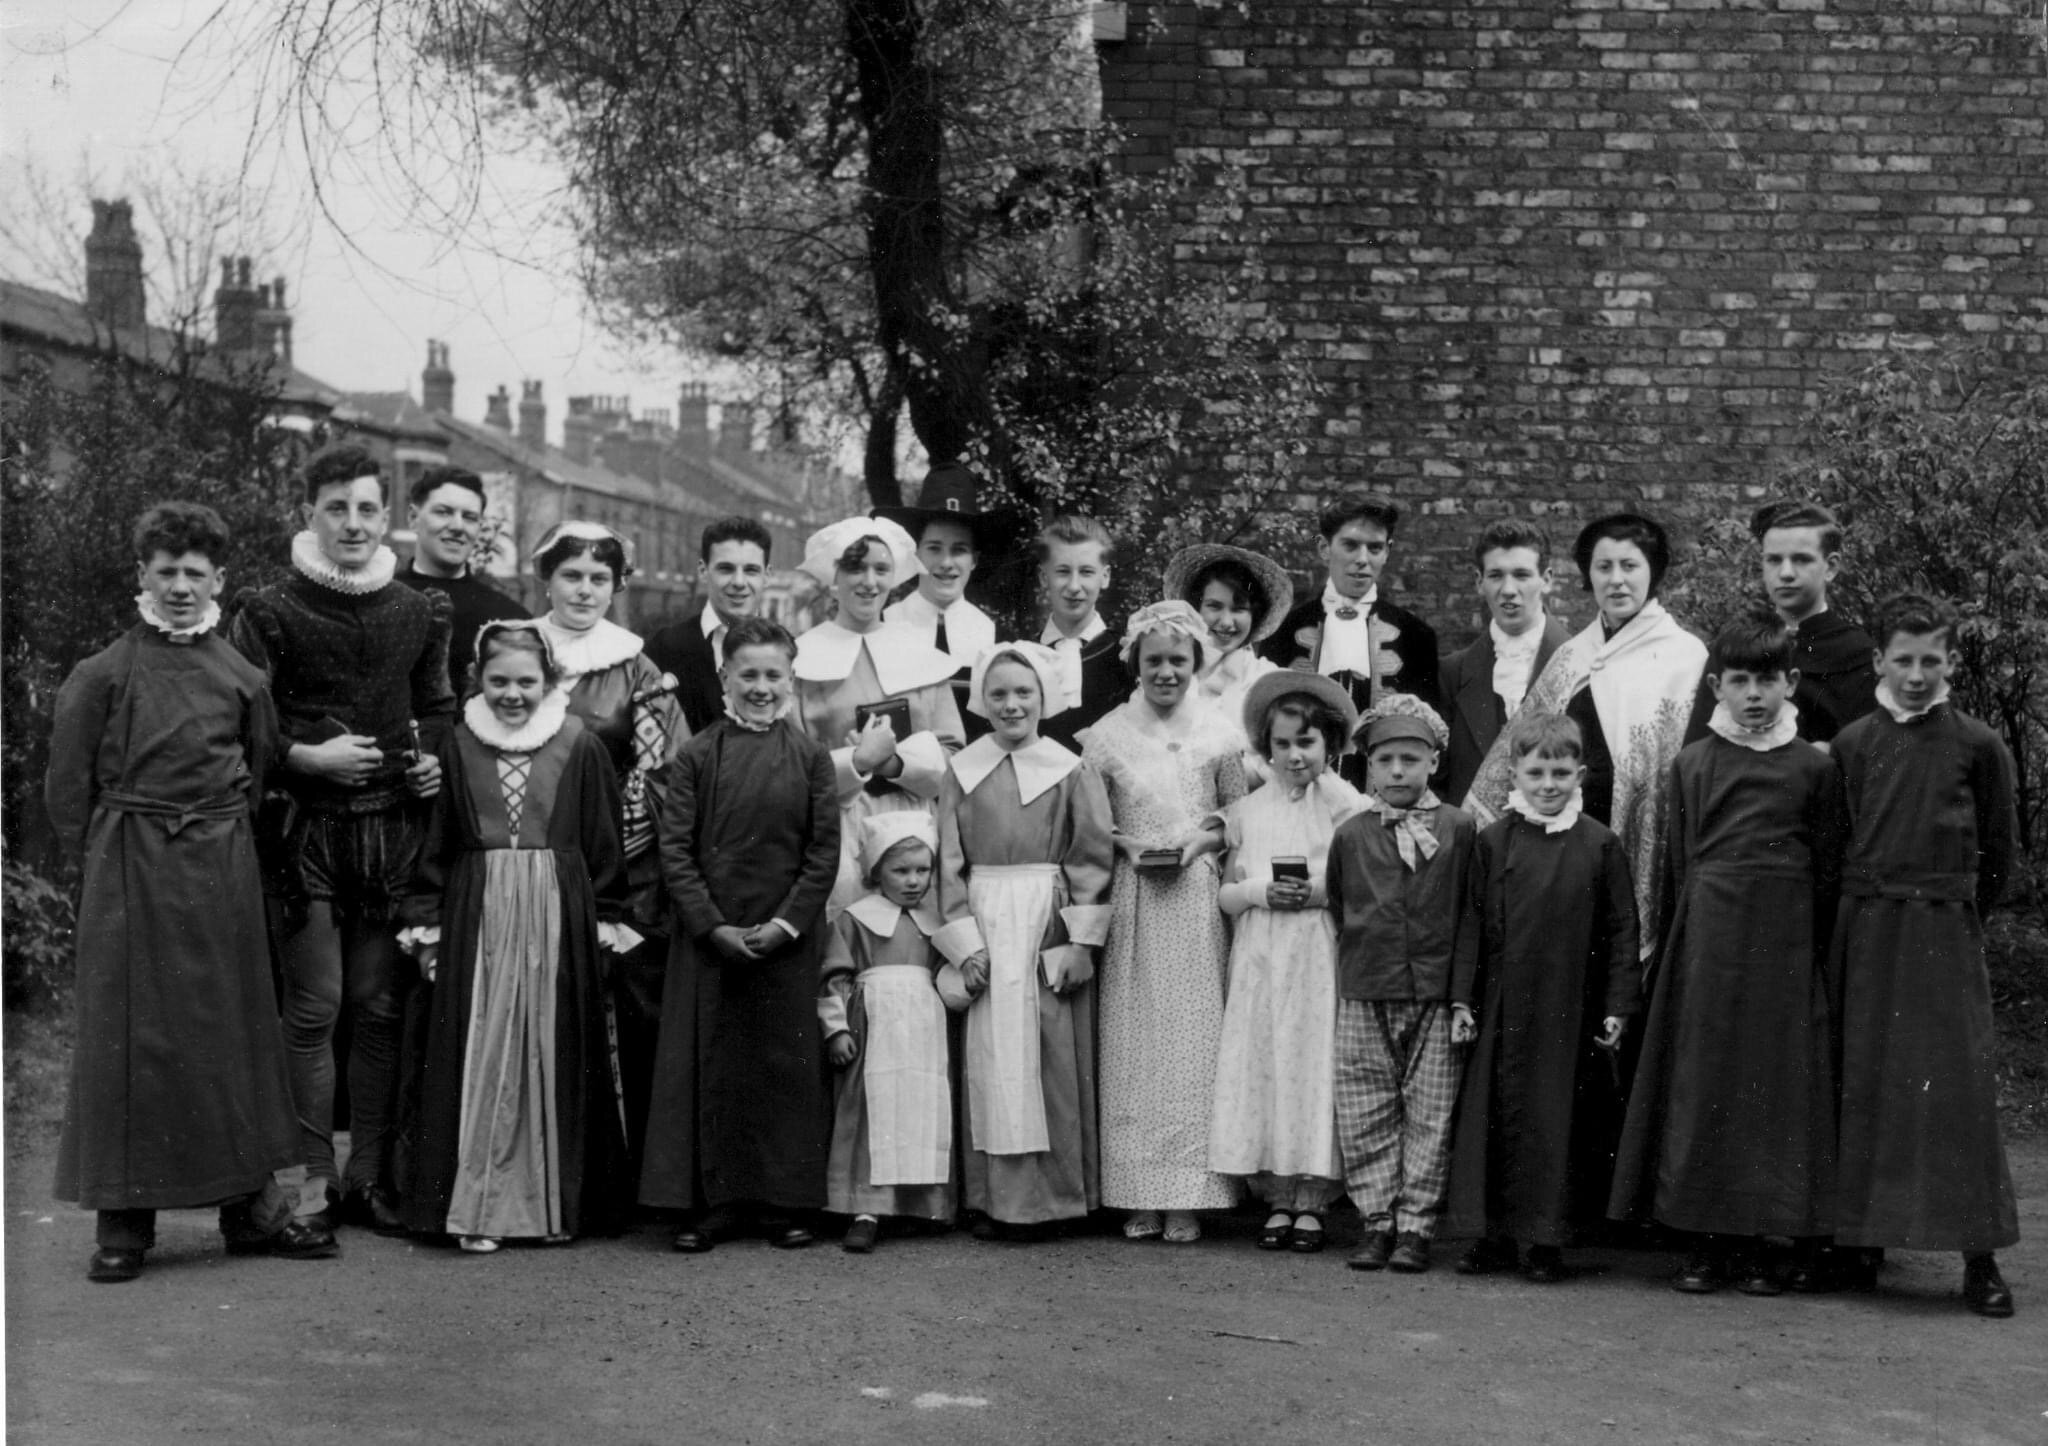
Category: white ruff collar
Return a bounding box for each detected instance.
[136,592,221,642]
[291,531,397,594]
[887,591,996,665]
[845,893,943,940]
[463,689,570,751]
[1875,680,1950,725]
[1707,701,1801,752]
[1506,786,1584,835]
[723,699,795,732]
[794,619,958,694]
[535,614,643,682]
[950,733,1079,805]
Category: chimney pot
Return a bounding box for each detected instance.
[517,380,547,450]
[85,196,147,331]
[484,384,514,431]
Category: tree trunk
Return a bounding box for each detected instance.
[862,368,906,506]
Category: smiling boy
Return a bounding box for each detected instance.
[878,464,1013,741]
[395,465,527,695]
[1439,520,1571,803]
[647,516,774,734]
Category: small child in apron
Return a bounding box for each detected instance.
[820,813,960,1251]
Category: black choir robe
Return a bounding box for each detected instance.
[639,719,841,1213]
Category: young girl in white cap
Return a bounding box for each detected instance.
[935,642,1115,1241]
[820,813,960,1252]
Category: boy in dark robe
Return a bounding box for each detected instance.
[1609,615,1846,1296]
[640,617,841,1250]
[1446,711,1638,1284]
[1828,593,2019,1318]
[49,503,332,1280]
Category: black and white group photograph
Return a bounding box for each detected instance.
[2,0,2044,1442]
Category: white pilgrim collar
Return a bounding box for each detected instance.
[949,733,1080,806]
[535,614,643,682]
[463,689,570,751]
[845,893,943,940]
[793,619,957,694]
[1707,701,1801,752]
[136,592,221,642]
[1039,612,1107,646]
[291,531,397,595]
[890,590,996,660]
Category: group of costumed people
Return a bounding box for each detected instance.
[49,446,2019,1321]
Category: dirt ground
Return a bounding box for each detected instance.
[6,1140,2044,1446]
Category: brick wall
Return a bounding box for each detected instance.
[1098,0,2047,639]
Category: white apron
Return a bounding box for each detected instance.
[857,964,952,1185]
[965,862,1062,1155]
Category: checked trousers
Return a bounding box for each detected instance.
[1334,1000,1461,1238]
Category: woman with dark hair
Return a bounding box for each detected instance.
[1163,544,1293,736]
[791,516,965,918]
[1463,512,1707,961]
[530,521,687,1181]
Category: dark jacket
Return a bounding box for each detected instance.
[645,614,728,737]
[1438,616,1572,804]
[1326,801,1482,1004]
[1259,590,1442,789]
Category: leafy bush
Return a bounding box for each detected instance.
[3,857,75,1010]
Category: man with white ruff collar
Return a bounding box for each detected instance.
[229,443,455,1241]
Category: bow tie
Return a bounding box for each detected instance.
[1371,794,1441,870]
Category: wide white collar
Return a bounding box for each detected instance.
[794,618,957,694]
[1706,701,1801,752]
[291,531,397,594]
[1506,786,1584,834]
[135,592,221,642]
[1039,612,1107,646]
[463,689,570,751]
[535,614,643,682]
[1875,680,1951,725]
[1322,580,1379,614]
[845,893,943,940]
[888,590,996,663]
[949,733,1080,805]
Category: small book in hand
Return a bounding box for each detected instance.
[1137,847,1184,870]
[1271,855,1309,882]
[855,697,913,742]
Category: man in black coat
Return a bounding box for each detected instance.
[1259,492,1441,789]
[394,466,527,695]
[646,517,774,735]
[1437,519,1572,804]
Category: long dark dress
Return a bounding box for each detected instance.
[1445,813,1639,1246]
[401,713,632,1237]
[1830,706,2020,1252]
[1608,737,1845,1238]
[48,627,299,1209]
[639,720,841,1213]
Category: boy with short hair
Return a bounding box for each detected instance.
[1445,711,1638,1284]
[49,503,328,1280]
[1262,493,1442,789]
[396,464,526,694]
[1439,519,1571,803]
[1828,593,2019,1318]
[1326,694,1479,1274]
[1751,500,1877,743]
[646,515,774,735]
[879,463,1014,741]
[1609,613,1846,1297]
[1035,513,1122,751]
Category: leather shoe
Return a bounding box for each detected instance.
[1784,1245,1838,1294]
[87,1247,144,1283]
[1521,1245,1569,1284]
[1257,1214,1293,1251]
[1388,1232,1432,1273]
[225,1217,340,1260]
[1347,1230,1395,1272]
[969,1215,1003,1242]
[1456,1238,1517,1276]
[670,1227,714,1254]
[340,1184,407,1237]
[1289,1216,1326,1254]
[300,1184,342,1235]
[1672,1252,1720,1294]
[769,1224,815,1250]
[842,1217,880,1254]
[1732,1253,1783,1297]
[1963,1256,2014,1319]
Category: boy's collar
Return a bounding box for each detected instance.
[291,531,396,594]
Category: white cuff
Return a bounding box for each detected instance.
[1059,903,1112,948]
[931,916,987,966]
[597,922,645,954]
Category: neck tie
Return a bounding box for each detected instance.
[934,617,949,655]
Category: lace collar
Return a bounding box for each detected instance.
[845,893,943,941]
[1505,786,1584,835]
[290,531,397,595]
[534,614,644,682]
[1875,681,1950,725]
[949,733,1080,805]
[463,689,570,752]
[1706,701,1801,752]
[135,592,221,642]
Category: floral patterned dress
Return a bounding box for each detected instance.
[1085,699,1247,1211]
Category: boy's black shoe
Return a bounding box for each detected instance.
[1672,1252,1721,1294]
[1732,1255,1783,1297]
[225,1218,340,1260]
[1837,1247,1882,1293]
[87,1247,145,1283]
[1387,1232,1432,1273]
[339,1184,407,1237]
[670,1227,714,1253]
[1520,1246,1568,1284]
[1963,1255,2014,1318]
[300,1184,343,1235]
[1784,1243,1838,1294]
[1456,1238,1517,1276]
[842,1217,880,1254]
[1347,1231,1396,1271]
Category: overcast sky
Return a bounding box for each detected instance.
[1,0,709,440]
